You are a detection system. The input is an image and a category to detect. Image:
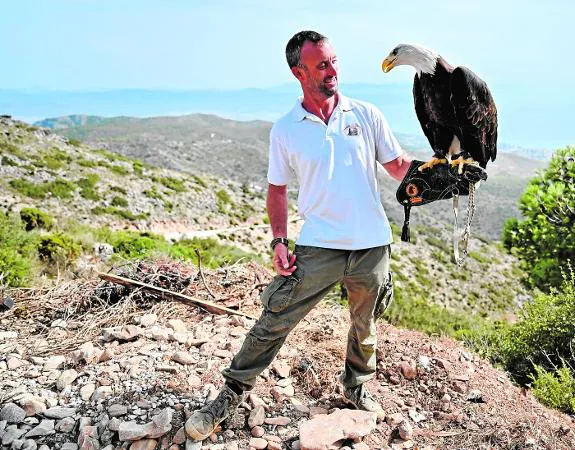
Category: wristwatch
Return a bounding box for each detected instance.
[270,237,289,250]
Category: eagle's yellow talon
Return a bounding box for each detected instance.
[418,157,447,172]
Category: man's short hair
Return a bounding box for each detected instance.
[285,30,327,68]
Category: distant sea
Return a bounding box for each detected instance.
[1,82,573,152]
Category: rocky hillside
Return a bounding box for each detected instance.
[38,114,545,240]
[0,116,268,245]
[0,116,528,319]
[1,261,573,450]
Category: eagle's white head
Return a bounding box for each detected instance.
[382,44,439,75]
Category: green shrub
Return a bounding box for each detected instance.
[91,206,148,221]
[19,208,54,231]
[468,250,491,265]
[109,185,128,195]
[144,187,163,200]
[110,196,129,207]
[77,175,100,201]
[0,142,28,159]
[110,164,130,176]
[9,179,48,199]
[95,230,168,259]
[192,175,208,188]
[384,288,476,337]
[494,273,575,384]
[133,160,144,176]
[216,189,233,213]
[157,176,186,193]
[37,233,82,265]
[170,237,255,269]
[531,363,575,413]
[503,146,575,291]
[77,158,99,168]
[0,214,37,287]
[48,178,76,199]
[67,138,82,147]
[2,155,19,166]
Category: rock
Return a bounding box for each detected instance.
[399,361,417,380]
[61,444,78,450]
[309,407,328,418]
[291,440,301,450]
[226,409,246,430]
[148,326,170,341]
[248,406,265,428]
[173,427,186,444]
[98,348,114,363]
[21,397,46,416]
[185,439,202,450]
[268,441,282,450]
[451,381,467,394]
[56,417,76,433]
[248,438,268,449]
[352,443,370,450]
[271,360,291,378]
[69,342,96,364]
[172,352,195,365]
[386,413,405,428]
[130,439,157,450]
[1,403,26,423]
[56,369,79,390]
[299,410,377,450]
[102,325,141,342]
[80,383,96,401]
[251,425,265,437]
[2,427,26,446]
[434,358,450,370]
[144,408,172,438]
[108,418,121,432]
[466,389,485,403]
[398,420,413,440]
[91,386,113,402]
[44,407,76,419]
[24,419,55,437]
[77,425,99,450]
[248,394,266,409]
[0,331,18,340]
[43,355,66,371]
[139,313,158,327]
[108,404,128,417]
[7,357,25,370]
[187,374,202,388]
[408,410,426,423]
[265,416,290,426]
[22,439,39,450]
[118,421,148,441]
[167,319,186,332]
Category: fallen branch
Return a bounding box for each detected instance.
[98,272,258,320]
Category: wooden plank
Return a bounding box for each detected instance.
[98,272,258,320]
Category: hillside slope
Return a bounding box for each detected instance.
[1,262,573,449]
[39,114,545,240]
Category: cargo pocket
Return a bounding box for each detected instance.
[261,269,303,313]
[374,272,393,319]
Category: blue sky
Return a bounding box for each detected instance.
[2,1,574,149]
[3,0,574,90]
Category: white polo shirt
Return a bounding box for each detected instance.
[267,94,403,250]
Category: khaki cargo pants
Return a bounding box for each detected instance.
[221,244,393,391]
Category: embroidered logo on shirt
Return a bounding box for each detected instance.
[344,123,361,136]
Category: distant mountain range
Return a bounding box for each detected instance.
[2,83,573,150]
[34,113,556,162]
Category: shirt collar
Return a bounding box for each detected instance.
[291,93,352,122]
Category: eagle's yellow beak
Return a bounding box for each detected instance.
[382,56,396,73]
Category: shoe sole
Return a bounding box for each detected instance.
[185,418,217,441]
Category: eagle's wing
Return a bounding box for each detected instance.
[413,74,439,154]
[450,66,498,167]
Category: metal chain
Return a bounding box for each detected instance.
[452,181,477,266]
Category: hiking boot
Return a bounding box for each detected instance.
[185,384,244,440]
[342,383,385,420]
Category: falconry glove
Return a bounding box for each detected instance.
[396,160,487,242]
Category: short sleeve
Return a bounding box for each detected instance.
[373,107,403,164]
[267,123,293,185]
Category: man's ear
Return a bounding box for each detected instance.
[291,66,305,82]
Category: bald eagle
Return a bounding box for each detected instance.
[382,44,498,173]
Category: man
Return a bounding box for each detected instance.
[186,30,412,441]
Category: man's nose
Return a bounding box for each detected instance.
[327,62,337,77]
